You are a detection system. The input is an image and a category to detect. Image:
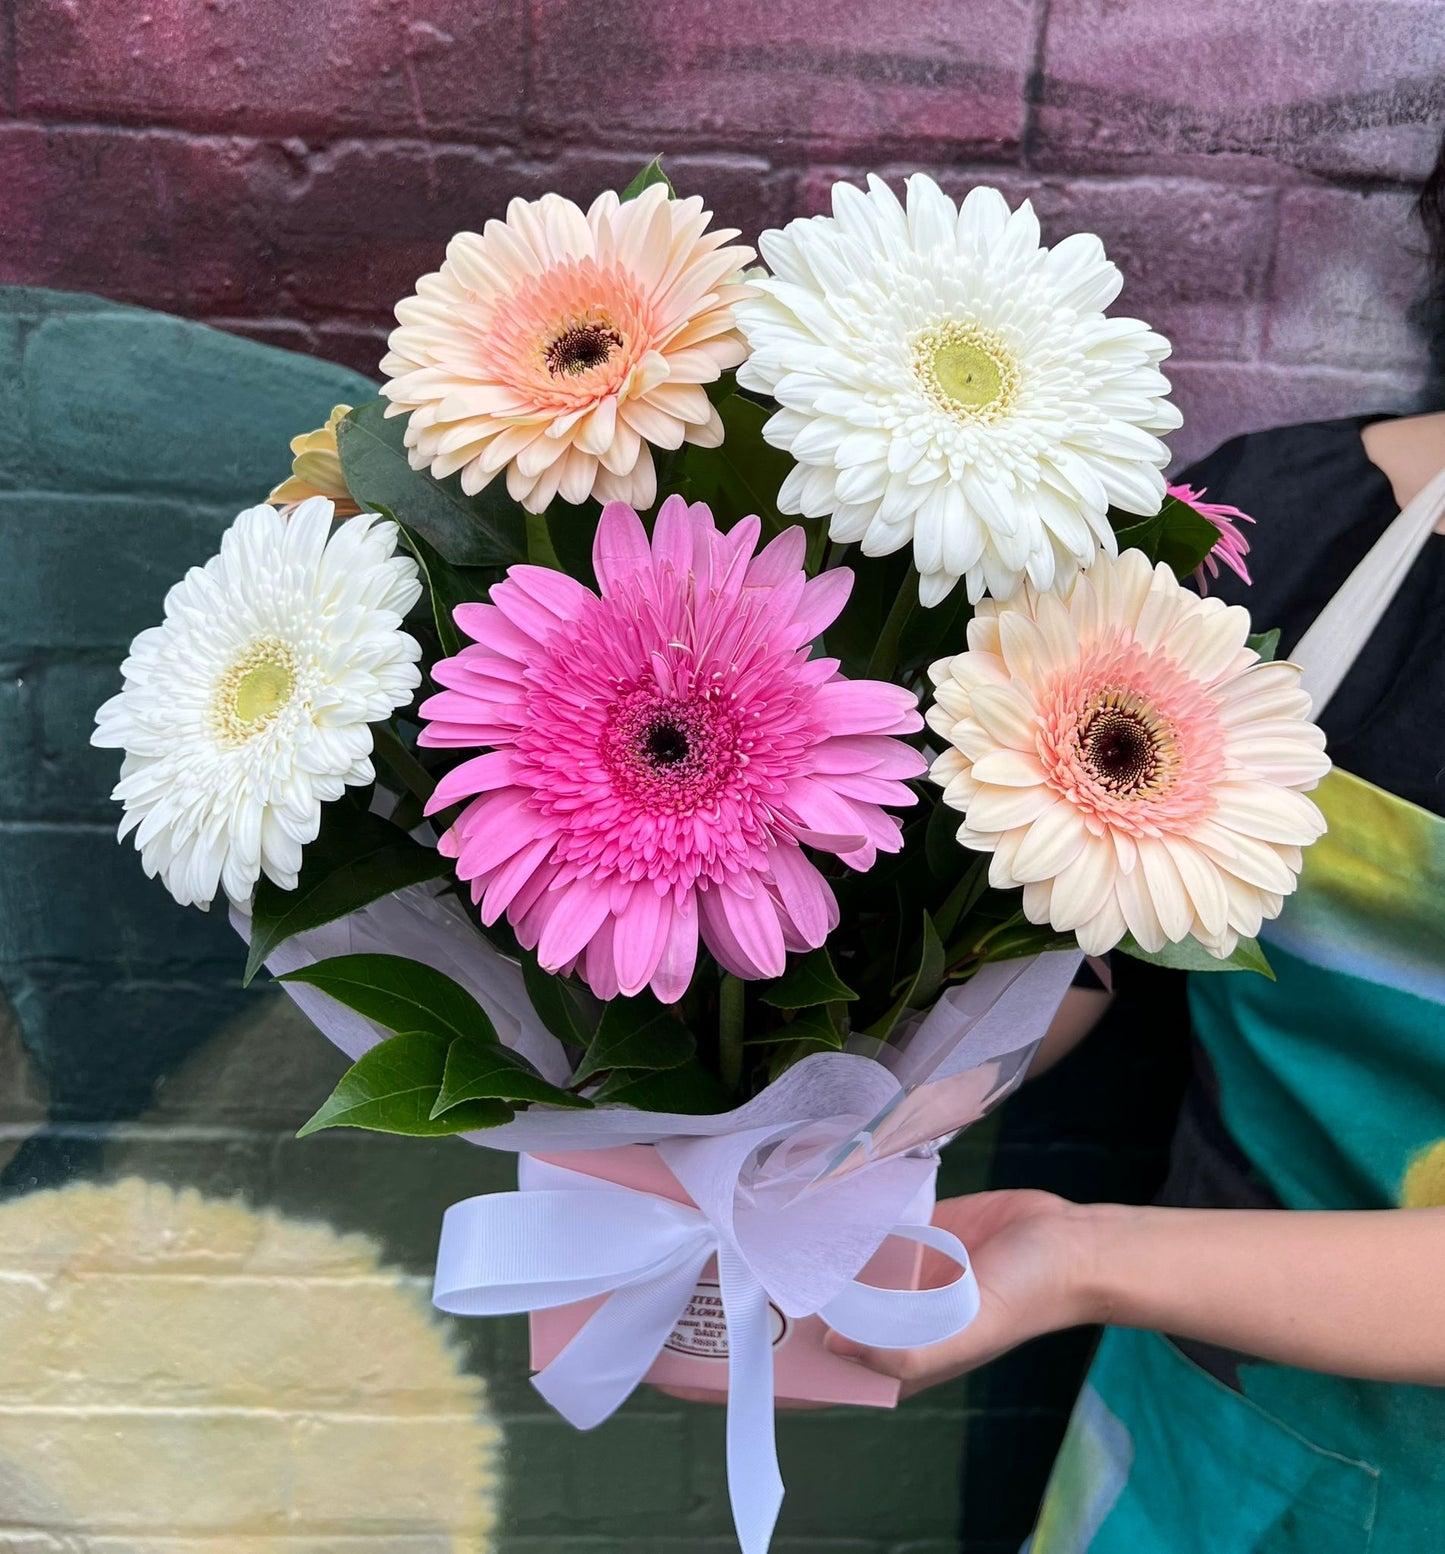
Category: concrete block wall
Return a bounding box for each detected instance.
[3,1,1444,465]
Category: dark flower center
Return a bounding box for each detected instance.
[645,721,690,766]
[1079,708,1157,794]
[545,323,622,378]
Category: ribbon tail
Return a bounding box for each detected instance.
[533,1241,711,1431]
[718,1243,785,1554]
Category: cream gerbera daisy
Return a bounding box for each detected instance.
[267,404,361,516]
[736,174,1181,606]
[380,185,755,512]
[926,549,1330,957]
[92,500,423,908]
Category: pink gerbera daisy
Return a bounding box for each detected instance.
[380,186,755,513]
[419,497,925,1002]
[1169,482,1254,593]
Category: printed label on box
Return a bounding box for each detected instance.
[662,1280,788,1359]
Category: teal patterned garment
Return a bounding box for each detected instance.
[1030,769,1445,1554]
[1030,420,1445,1553]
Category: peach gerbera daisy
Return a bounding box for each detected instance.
[926,548,1330,958]
[379,185,755,513]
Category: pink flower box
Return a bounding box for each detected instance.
[528,1144,927,1409]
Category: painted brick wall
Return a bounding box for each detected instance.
[3,1,1444,464]
[1,3,1443,1550]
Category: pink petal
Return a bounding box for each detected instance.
[810,737,929,780]
[698,881,764,979]
[811,680,923,736]
[480,836,557,924]
[583,916,621,1001]
[765,843,837,949]
[650,891,699,1004]
[613,883,671,996]
[490,567,592,641]
[536,877,615,970]
[789,567,853,640]
[593,502,651,594]
[452,603,538,661]
[650,493,695,577]
[793,825,868,853]
[453,790,546,878]
[427,750,515,811]
[745,525,807,588]
[709,876,787,979]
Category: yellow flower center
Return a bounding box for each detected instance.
[212,640,298,744]
[913,321,1019,422]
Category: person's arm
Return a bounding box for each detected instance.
[1028,983,1113,1076]
[826,1191,1445,1392]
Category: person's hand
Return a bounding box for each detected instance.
[825,1189,1100,1398]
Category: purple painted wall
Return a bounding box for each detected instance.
[4,1,1444,465]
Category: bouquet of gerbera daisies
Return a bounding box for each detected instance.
[93,160,1330,1554]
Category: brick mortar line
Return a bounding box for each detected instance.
[0,114,1426,195]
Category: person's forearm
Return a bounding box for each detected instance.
[1028,984,1113,1076]
[1074,1203,1445,1385]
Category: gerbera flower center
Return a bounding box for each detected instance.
[1072,689,1178,799]
[601,687,741,814]
[912,320,1019,423]
[645,720,691,765]
[544,321,623,378]
[211,638,299,745]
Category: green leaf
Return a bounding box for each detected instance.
[758,947,859,1009]
[394,520,492,660]
[372,722,435,805]
[925,795,965,881]
[278,953,503,1045]
[934,851,991,942]
[520,952,600,1049]
[865,912,946,1040]
[681,394,802,549]
[571,993,695,1086]
[525,509,565,571]
[337,400,526,567]
[1247,628,1281,662]
[431,1036,591,1116]
[900,579,972,675]
[592,1059,731,1113]
[866,568,920,681]
[824,548,912,679]
[744,1004,844,1049]
[244,807,448,985]
[297,1032,513,1137]
[1118,934,1276,980]
[1111,493,1220,580]
[620,156,675,201]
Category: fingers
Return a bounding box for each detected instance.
[824,1329,978,1397]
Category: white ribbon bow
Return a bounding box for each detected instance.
[432,1156,980,1554]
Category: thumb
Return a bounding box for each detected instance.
[824,1328,914,1379]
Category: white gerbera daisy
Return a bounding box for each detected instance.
[93,500,423,908]
[736,174,1182,606]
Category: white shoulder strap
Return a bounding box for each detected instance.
[1290,462,1445,716]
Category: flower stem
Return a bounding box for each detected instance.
[866,568,919,681]
[718,971,746,1096]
